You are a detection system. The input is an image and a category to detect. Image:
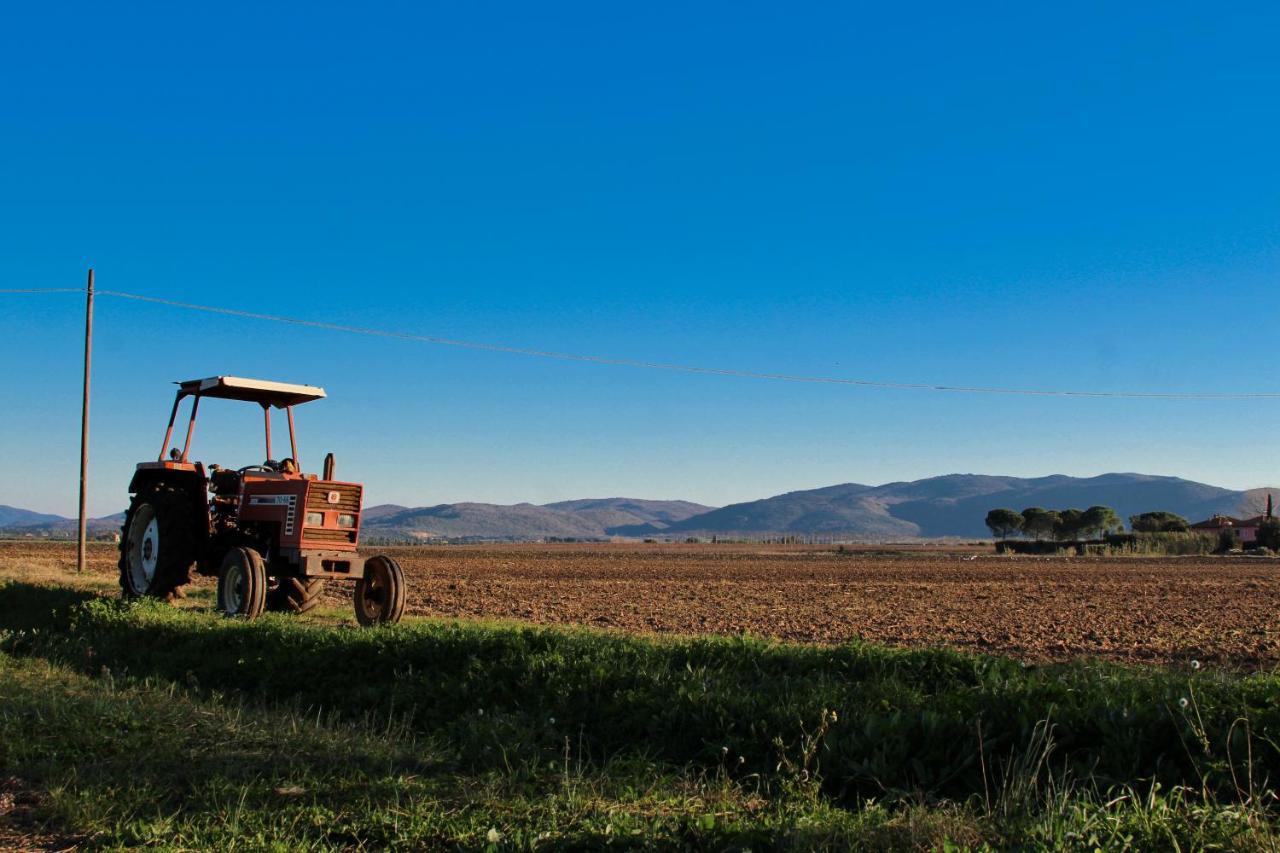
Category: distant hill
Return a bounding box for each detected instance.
[657,473,1273,539]
[0,505,68,528]
[362,504,412,522]
[0,506,124,537]
[542,498,714,533]
[361,497,715,541]
[5,475,1275,541]
[613,483,901,537]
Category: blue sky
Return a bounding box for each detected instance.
[3,2,1279,516]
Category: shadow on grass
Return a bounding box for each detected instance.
[0,582,97,632]
[2,653,909,850]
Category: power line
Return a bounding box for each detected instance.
[6,286,1280,400]
[0,288,86,294]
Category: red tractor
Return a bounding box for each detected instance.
[119,376,405,625]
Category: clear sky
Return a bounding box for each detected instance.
[3,2,1279,517]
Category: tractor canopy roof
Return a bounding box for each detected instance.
[176,376,326,408]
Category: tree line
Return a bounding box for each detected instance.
[984,507,1194,541]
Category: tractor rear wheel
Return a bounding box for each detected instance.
[217,546,267,619]
[119,487,197,600]
[267,575,326,614]
[353,555,405,626]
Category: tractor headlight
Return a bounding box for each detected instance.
[337,513,356,528]
[305,512,323,526]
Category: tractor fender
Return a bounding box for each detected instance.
[128,465,206,498]
[126,466,211,549]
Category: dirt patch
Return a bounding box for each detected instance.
[0,776,80,851]
[386,543,1280,668]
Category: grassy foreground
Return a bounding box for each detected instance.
[0,582,1278,850]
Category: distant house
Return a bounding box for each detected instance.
[1189,515,1251,543]
[1237,515,1276,544]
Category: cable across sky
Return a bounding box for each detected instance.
[4,286,1278,400]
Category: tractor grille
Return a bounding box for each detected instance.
[303,527,357,545]
[307,483,362,513]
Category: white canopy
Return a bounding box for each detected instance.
[177,376,327,408]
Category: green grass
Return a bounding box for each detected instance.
[1,581,1278,850]
[1,652,918,850]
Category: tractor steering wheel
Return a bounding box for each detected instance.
[237,464,276,474]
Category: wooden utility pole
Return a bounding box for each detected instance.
[77,268,94,573]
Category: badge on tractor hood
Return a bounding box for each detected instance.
[248,495,294,506]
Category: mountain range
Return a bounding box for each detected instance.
[2,473,1273,541]
[0,506,125,536]
[639,473,1273,539]
[359,498,713,540]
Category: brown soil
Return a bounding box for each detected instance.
[0,776,80,851]
[381,543,1280,668]
[4,541,1278,669]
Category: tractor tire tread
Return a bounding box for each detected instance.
[267,575,326,614]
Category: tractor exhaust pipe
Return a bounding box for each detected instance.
[323,452,335,481]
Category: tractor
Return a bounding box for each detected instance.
[119,376,405,625]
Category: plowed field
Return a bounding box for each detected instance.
[5,541,1278,668]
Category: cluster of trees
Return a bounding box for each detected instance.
[1127,511,1190,533]
[984,506,1201,541]
[984,506,1123,540]
[986,504,1280,553]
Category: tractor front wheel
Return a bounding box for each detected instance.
[217,547,267,619]
[353,555,405,626]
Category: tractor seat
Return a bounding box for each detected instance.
[209,466,241,496]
